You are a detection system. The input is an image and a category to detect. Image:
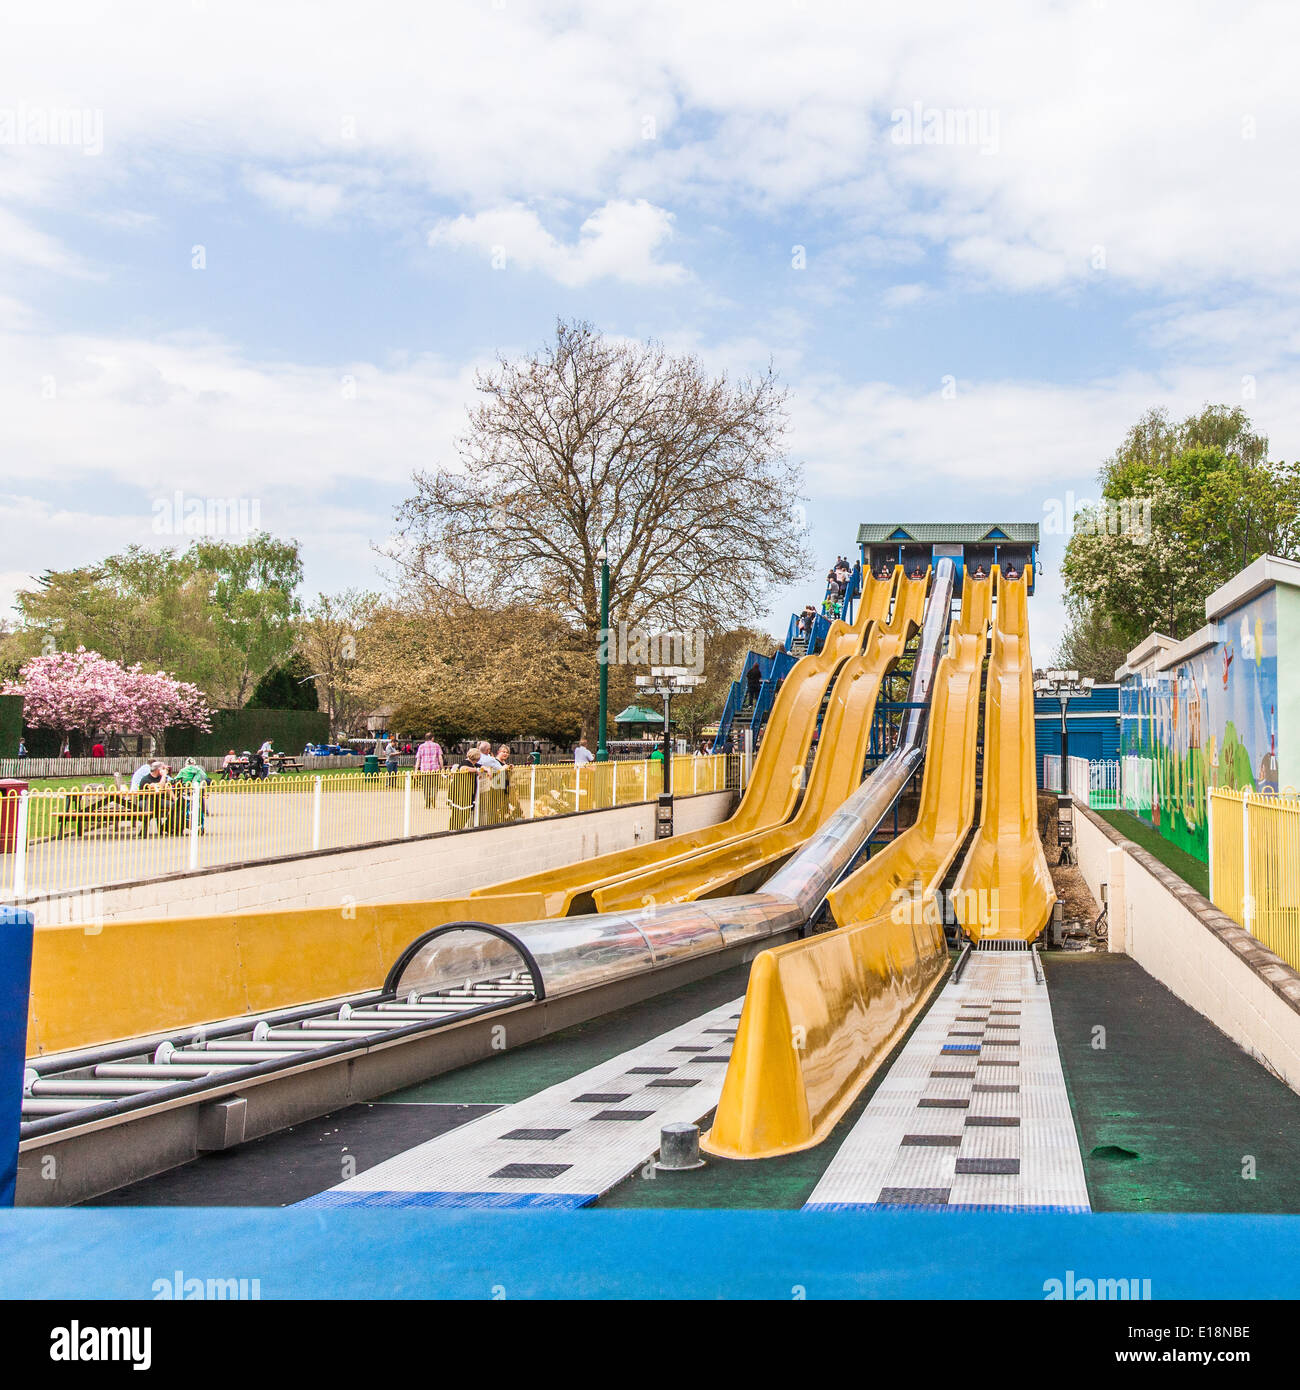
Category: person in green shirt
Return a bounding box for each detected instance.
[175,758,208,834]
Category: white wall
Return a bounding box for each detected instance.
[1074,804,1300,1094]
[25,790,736,926]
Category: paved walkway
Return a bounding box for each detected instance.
[805,949,1088,1211]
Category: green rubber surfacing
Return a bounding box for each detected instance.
[1046,952,1300,1213]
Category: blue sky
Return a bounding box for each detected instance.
[5,0,1300,661]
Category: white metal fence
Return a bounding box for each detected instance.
[1041,754,1130,809]
[1,753,742,897]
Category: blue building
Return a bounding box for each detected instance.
[1033,683,1122,784]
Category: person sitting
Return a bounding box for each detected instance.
[1004,561,1020,580]
[973,562,987,580]
[222,749,239,778]
[130,759,161,791]
[910,563,924,579]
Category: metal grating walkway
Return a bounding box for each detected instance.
[804,950,1090,1211]
[297,998,743,1209]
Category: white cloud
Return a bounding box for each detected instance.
[429,200,687,287]
[880,282,931,309]
[245,171,346,223]
[1,1,1297,297]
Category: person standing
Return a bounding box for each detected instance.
[175,758,208,834]
[448,747,482,830]
[416,732,444,808]
[573,738,595,767]
[746,661,762,704]
[383,737,399,778]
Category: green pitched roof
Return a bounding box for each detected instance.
[856,522,1040,545]
[613,705,664,724]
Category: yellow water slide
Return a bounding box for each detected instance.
[701,576,990,1159]
[589,575,928,912]
[465,570,900,917]
[824,574,991,930]
[951,566,1054,943]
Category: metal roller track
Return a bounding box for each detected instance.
[20,973,536,1126]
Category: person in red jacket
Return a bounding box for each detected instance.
[91,742,106,758]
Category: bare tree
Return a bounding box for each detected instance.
[392,321,809,650]
[298,589,377,739]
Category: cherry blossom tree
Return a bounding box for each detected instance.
[3,647,211,751]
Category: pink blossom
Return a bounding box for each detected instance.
[3,647,212,740]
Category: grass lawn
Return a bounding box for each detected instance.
[1096,808,1210,898]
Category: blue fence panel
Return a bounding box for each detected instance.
[1,905,34,1207]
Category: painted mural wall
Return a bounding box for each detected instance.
[1120,590,1280,861]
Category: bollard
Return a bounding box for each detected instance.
[656,1121,706,1171]
[0,904,35,1206]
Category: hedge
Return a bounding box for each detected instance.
[164,708,330,757]
[0,694,23,757]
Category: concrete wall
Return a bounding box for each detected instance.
[1074,804,1300,1094]
[27,790,736,926]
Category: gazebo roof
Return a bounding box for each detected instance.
[613,705,664,724]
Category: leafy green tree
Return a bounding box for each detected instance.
[191,534,303,705]
[14,533,304,707]
[1062,405,1300,646]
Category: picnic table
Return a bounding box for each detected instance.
[52,786,187,839]
[269,754,303,772]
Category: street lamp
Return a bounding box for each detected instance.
[596,538,610,763]
[1034,668,1094,864]
[636,665,704,835]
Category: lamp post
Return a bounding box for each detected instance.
[596,538,610,763]
[1033,668,1094,865]
[637,666,704,835]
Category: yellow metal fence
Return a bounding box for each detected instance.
[2,755,735,897]
[1209,787,1300,971]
